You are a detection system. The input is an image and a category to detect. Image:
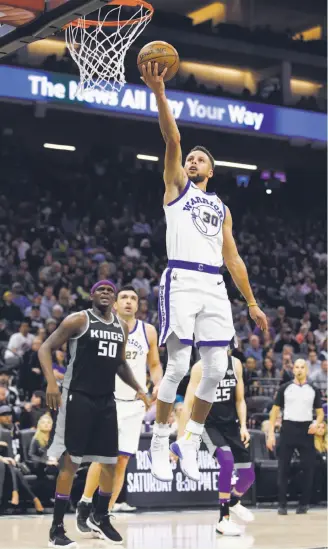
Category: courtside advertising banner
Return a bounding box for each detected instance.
[0,65,326,142]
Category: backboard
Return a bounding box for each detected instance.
[0,0,110,57]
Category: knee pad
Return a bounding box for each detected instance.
[234,464,255,494]
[157,333,192,404]
[195,346,228,403]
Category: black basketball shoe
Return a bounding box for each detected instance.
[87,511,123,544]
[76,501,94,537]
[296,505,308,514]
[278,506,287,515]
[48,523,77,548]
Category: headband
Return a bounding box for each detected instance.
[90,280,117,295]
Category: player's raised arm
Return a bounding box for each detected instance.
[177,361,202,438]
[145,324,163,399]
[141,62,188,202]
[222,207,268,332]
[234,359,250,446]
[38,312,87,410]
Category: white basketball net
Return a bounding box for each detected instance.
[65,3,152,94]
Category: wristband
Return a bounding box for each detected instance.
[248,302,258,308]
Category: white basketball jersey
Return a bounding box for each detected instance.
[164,180,225,267]
[115,320,149,400]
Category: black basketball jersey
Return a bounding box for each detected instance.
[63,309,125,397]
[205,356,238,426]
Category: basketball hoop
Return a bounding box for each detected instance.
[64,0,153,94]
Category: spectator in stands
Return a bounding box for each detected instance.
[243,357,259,395]
[132,267,151,296]
[0,320,11,344]
[52,350,66,386]
[27,306,45,334]
[314,422,327,455]
[314,317,327,347]
[51,304,64,323]
[29,413,58,476]
[274,327,300,354]
[262,357,277,379]
[300,331,317,354]
[132,213,152,236]
[45,318,57,338]
[19,390,47,429]
[123,237,141,260]
[57,287,75,314]
[41,286,56,319]
[0,291,23,326]
[272,306,291,332]
[310,360,327,395]
[24,293,49,320]
[20,337,43,399]
[234,311,252,342]
[4,321,34,363]
[319,339,327,361]
[11,283,31,314]
[280,353,294,384]
[0,408,44,512]
[306,350,321,375]
[0,370,20,410]
[245,335,263,362]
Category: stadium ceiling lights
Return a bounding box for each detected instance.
[43,143,76,151]
[137,154,159,161]
[215,160,257,170]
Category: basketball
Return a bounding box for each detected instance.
[137,41,180,82]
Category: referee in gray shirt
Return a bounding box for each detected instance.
[267,359,324,515]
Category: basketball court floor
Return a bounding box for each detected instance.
[0,508,326,549]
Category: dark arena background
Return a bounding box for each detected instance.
[0,0,326,548]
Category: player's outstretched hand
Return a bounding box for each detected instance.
[140,62,168,95]
[136,390,151,411]
[240,426,251,447]
[266,433,276,451]
[46,382,61,411]
[249,305,268,332]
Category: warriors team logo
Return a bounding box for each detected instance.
[191,205,222,236]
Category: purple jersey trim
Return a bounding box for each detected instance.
[119,450,134,457]
[179,338,194,346]
[162,269,172,342]
[168,260,221,275]
[142,321,150,349]
[166,180,191,207]
[129,320,138,335]
[196,340,230,347]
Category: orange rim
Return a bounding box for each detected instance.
[64,0,153,29]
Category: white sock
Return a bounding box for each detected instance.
[184,419,204,436]
[80,495,92,504]
[153,422,170,437]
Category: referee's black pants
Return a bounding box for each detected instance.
[278,420,316,506]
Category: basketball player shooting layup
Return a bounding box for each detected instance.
[76,285,162,534]
[38,280,150,549]
[178,352,255,536]
[141,62,268,482]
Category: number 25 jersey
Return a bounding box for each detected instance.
[164,180,226,267]
[63,309,125,397]
[205,355,238,426]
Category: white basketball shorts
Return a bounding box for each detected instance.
[116,399,145,456]
[158,262,235,347]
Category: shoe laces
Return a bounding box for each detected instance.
[54,523,68,538]
[152,434,169,452]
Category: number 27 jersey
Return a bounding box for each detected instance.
[164,180,226,267]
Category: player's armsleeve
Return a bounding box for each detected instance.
[274,385,285,408]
